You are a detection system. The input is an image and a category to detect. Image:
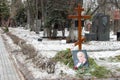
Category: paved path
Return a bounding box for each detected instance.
[0,35,21,80]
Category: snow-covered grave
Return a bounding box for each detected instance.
[3,27,120,79]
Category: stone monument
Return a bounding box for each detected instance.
[85,13,110,41]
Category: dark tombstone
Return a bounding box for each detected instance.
[90,13,110,41]
[117,31,120,41]
[85,33,96,41]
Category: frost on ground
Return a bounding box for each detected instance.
[3,27,120,78]
[2,29,76,79]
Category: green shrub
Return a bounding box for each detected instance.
[88,57,111,78]
[4,27,9,32]
[115,55,120,61]
[88,57,97,67]
[90,66,110,78]
[2,27,9,33]
[53,49,74,68]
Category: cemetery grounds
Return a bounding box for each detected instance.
[1,27,120,79]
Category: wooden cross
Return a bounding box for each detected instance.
[68,4,91,50]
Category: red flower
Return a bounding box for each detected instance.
[74,66,78,70]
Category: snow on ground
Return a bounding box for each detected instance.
[89,51,120,59]
[30,62,76,79]
[9,27,120,51]
[3,27,76,79]
[9,27,73,51]
[7,27,120,78]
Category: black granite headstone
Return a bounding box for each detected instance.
[117,32,120,41]
[90,13,110,41]
[85,33,96,41]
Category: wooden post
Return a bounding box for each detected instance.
[68,4,91,50]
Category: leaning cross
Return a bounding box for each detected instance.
[68,4,91,50]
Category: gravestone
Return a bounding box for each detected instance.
[117,31,120,41]
[87,13,110,41]
[85,33,96,41]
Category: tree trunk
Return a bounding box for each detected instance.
[26,0,35,31]
[67,21,75,42]
[27,8,30,29]
[47,27,52,38]
[35,0,39,33]
[52,29,57,38]
[62,28,65,38]
[29,14,35,31]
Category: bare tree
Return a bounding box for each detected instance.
[26,0,36,31]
